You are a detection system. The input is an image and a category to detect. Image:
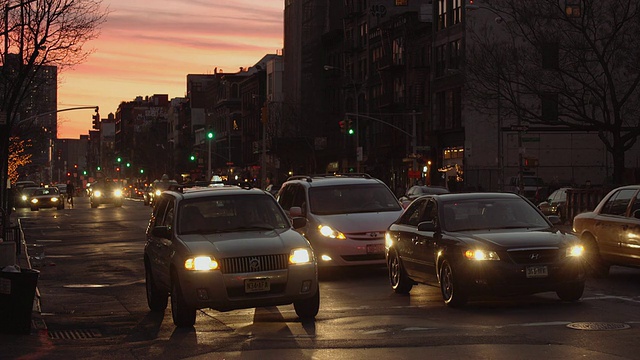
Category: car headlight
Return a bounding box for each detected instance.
[94,190,102,197]
[184,256,219,271]
[566,245,584,257]
[52,197,59,202]
[289,248,311,264]
[318,225,346,239]
[155,190,162,196]
[30,198,38,204]
[464,249,500,261]
[114,189,122,197]
[21,195,28,201]
[385,232,394,249]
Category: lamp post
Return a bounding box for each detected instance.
[324,65,360,172]
[206,131,214,180]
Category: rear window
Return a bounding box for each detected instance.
[308,184,401,215]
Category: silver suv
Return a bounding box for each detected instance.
[277,174,403,267]
[144,183,319,327]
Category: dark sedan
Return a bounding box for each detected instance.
[573,185,640,276]
[386,192,585,307]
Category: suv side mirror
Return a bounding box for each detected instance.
[417,220,437,232]
[290,206,303,217]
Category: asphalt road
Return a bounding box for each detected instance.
[2,196,639,359]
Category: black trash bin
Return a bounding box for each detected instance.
[0,268,40,334]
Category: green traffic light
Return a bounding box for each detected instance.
[207,132,214,139]
[83,170,87,175]
[97,166,101,171]
[126,162,131,168]
[140,169,144,174]
[116,157,122,163]
[348,128,355,135]
[190,155,196,161]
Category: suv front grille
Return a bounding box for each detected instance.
[220,254,288,274]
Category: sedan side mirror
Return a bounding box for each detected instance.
[151,226,171,239]
[417,220,437,232]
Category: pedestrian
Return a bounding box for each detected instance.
[66,181,75,208]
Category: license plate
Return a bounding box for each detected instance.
[526,266,548,278]
[244,278,270,293]
[366,244,385,254]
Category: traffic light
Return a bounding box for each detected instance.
[97,166,101,171]
[92,107,100,130]
[190,154,196,161]
[139,169,144,174]
[207,131,214,139]
[82,170,87,175]
[339,120,346,134]
[116,167,121,172]
[126,162,131,168]
[260,106,269,124]
[347,120,354,135]
[116,157,122,163]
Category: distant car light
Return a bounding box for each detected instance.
[318,225,346,239]
[464,249,500,261]
[566,245,584,257]
[21,195,28,201]
[30,198,38,204]
[289,248,311,264]
[51,197,59,202]
[155,189,162,196]
[185,256,219,271]
[114,189,122,197]
[94,190,102,197]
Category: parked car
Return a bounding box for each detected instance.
[538,187,569,221]
[276,174,404,267]
[573,185,640,276]
[144,182,319,327]
[29,186,64,211]
[386,192,585,307]
[90,180,124,208]
[504,174,546,203]
[399,185,450,208]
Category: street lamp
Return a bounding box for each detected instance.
[324,65,361,172]
[206,131,214,180]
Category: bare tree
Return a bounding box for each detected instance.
[465,0,640,184]
[0,0,107,223]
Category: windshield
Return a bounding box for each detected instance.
[442,198,549,232]
[33,188,59,196]
[309,184,402,215]
[178,194,290,235]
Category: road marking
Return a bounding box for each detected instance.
[583,294,640,304]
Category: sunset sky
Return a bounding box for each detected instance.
[57,0,284,139]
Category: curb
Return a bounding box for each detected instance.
[16,218,46,332]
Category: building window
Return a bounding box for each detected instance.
[359,22,368,49]
[452,0,462,24]
[435,44,446,77]
[566,0,581,17]
[449,40,461,70]
[541,42,559,69]
[438,0,447,30]
[393,37,404,65]
[395,0,408,5]
[541,92,559,122]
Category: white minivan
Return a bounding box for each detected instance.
[277,174,404,267]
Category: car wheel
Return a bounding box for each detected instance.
[388,250,413,294]
[582,234,610,277]
[293,286,320,319]
[145,263,168,312]
[556,281,585,302]
[439,260,467,307]
[171,274,196,327]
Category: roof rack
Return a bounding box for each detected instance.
[286,173,373,182]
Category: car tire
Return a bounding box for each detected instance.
[582,235,610,277]
[439,260,467,307]
[388,250,413,294]
[145,263,168,312]
[293,286,320,319]
[171,274,196,327]
[556,281,585,302]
